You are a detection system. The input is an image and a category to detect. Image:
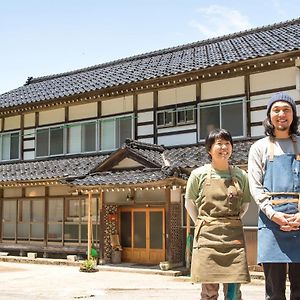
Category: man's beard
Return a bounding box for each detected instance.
[276,125,289,131]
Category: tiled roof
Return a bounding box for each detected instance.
[0,139,254,185]
[66,169,169,186]
[64,139,254,187]
[1,18,300,108]
[0,155,108,182]
[164,139,253,168]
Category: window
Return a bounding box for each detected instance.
[157,111,174,127]
[36,126,64,157]
[99,115,133,151]
[67,121,97,154]
[157,106,195,128]
[0,131,20,160]
[176,107,195,125]
[198,98,245,140]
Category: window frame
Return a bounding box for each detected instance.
[66,120,98,154]
[0,130,21,161]
[197,98,246,141]
[176,106,195,125]
[35,125,65,158]
[99,114,134,151]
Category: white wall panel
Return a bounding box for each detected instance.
[250,67,296,92]
[138,124,153,136]
[137,111,153,123]
[137,137,154,144]
[201,77,244,100]
[158,132,196,146]
[251,126,264,137]
[137,92,153,110]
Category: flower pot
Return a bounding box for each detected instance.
[159,261,171,271]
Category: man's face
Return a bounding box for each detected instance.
[270,101,293,133]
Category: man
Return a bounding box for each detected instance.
[248,91,300,300]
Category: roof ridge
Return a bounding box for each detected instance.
[124,138,165,152]
[24,17,300,86]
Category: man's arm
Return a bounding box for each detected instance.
[247,141,276,220]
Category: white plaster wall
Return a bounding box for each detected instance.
[158,124,196,133]
[23,151,35,160]
[101,96,133,116]
[158,85,196,107]
[68,103,97,121]
[158,132,196,146]
[3,188,22,198]
[39,108,65,125]
[250,67,296,92]
[137,92,153,110]
[24,113,35,128]
[23,139,35,149]
[4,115,21,130]
[137,111,153,123]
[251,126,265,137]
[138,124,153,136]
[138,137,154,144]
[201,77,244,100]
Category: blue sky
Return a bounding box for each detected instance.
[0,0,299,94]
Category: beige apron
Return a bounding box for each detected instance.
[191,165,250,283]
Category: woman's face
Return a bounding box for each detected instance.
[209,138,232,162]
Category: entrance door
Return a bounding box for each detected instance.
[120,207,165,264]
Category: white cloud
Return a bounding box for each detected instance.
[190,5,253,39]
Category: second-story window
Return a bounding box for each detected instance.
[157,111,174,128]
[198,98,245,140]
[0,131,20,161]
[99,115,133,151]
[176,107,195,125]
[157,106,195,128]
[67,121,97,154]
[36,126,64,157]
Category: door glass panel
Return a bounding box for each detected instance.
[150,211,163,249]
[17,200,30,239]
[2,200,16,239]
[133,211,146,248]
[121,211,132,247]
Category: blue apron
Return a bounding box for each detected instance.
[258,137,300,263]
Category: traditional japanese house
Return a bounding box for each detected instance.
[0,18,299,267]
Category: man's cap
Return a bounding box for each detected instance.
[267,92,296,114]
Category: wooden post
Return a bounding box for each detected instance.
[87,191,92,260]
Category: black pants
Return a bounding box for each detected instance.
[263,263,300,300]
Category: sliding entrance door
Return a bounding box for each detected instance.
[120,207,165,264]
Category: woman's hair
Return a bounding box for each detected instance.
[205,128,233,156]
[263,110,299,137]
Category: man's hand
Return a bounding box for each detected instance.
[271,212,299,231]
[285,212,300,230]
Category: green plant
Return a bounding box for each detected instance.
[79,258,98,272]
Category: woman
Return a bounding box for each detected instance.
[185,128,251,300]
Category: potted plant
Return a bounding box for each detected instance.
[159,261,171,271]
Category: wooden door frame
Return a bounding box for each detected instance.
[119,206,165,264]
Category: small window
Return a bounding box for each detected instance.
[176,107,195,125]
[157,111,174,128]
